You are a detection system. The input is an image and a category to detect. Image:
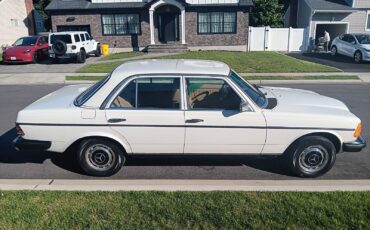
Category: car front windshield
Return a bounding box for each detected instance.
[74,74,111,106]
[14,37,37,46]
[355,35,370,44]
[229,70,267,108]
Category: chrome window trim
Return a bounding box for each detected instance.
[183,75,255,112]
[104,75,183,111]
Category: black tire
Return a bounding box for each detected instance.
[330,46,337,56]
[76,49,86,63]
[284,136,336,178]
[32,52,38,64]
[94,44,101,57]
[354,51,362,63]
[52,40,67,56]
[77,138,125,177]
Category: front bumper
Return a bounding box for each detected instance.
[343,136,366,152]
[13,136,51,151]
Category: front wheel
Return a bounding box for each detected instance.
[94,44,101,57]
[285,136,336,178]
[354,51,362,63]
[77,139,125,177]
[331,46,337,56]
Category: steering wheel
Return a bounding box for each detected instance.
[191,91,209,107]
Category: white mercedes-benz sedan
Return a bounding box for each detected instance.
[14,60,366,177]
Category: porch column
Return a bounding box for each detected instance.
[181,9,186,44]
[149,9,155,45]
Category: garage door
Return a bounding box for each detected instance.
[57,25,91,34]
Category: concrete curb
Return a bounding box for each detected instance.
[0,180,369,192]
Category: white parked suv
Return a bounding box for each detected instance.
[48,31,101,63]
[13,60,366,177]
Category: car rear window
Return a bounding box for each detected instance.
[74,74,111,107]
[50,35,72,44]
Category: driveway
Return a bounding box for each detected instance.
[0,56,98,74]
[0,84,369,179]
[288,52,370,73]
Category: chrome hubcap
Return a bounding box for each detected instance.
[86,144,115,171]
[298,146,329,173]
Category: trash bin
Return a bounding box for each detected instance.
[101,44,109,56]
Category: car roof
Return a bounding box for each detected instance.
[112,59,231,77]
[50,31,88,35]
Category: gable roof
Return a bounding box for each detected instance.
[305,0,355,12]
[45,0,253,11]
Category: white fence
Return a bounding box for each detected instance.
[248,26,308,52]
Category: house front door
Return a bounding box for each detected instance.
[158,13,179,43]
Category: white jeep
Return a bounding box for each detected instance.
[48,31,101,63]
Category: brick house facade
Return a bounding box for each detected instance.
[46,0,252,51]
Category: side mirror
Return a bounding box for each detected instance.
[90,36,94,40]
[240,101,252,113]
[352,41,356,45]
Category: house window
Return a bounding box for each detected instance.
[367,11,370,30]
[198,12,236,34]
[102,14,140,35]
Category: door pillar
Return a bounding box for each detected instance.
[150,10,155,45]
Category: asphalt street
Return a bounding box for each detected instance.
[288,52,370,72]
[0,84,369,179]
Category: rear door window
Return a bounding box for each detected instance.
[74,34,80,42]
[50,35,72,44]
[111,77,181,110]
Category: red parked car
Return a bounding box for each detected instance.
[2,36,49,64]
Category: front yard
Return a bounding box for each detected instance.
[0,191,368,229]
[78,51,340,73]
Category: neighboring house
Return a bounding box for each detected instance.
[0,0,37,47]
[285,0,370,51]
[45,0,253,52]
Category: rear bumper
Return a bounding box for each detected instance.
[343,136,366,152]
[13,136,51,151]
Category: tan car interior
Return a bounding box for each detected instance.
[111,78,180,109]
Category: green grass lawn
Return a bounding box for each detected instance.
[78,51,340,73]
[99,52,144,61]
[66,75,358,81]
[0,191,368,229]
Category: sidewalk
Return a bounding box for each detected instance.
[0,179,369,191]
[0,72,369,85]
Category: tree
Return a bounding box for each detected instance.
[33,0,52,31]
[252,0,284,28]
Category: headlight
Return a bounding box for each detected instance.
[354,122,362,138]
[23,49,31,53]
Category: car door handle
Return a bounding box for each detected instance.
[185,119,204,123]
[108,118,126,123]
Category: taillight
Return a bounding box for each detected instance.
[15,124,25,136]
[72,45,77,50]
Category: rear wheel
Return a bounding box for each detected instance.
[285,136,336,178]
[354,51,362,63]
[77,138,125,177]
[76,49,86,63]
